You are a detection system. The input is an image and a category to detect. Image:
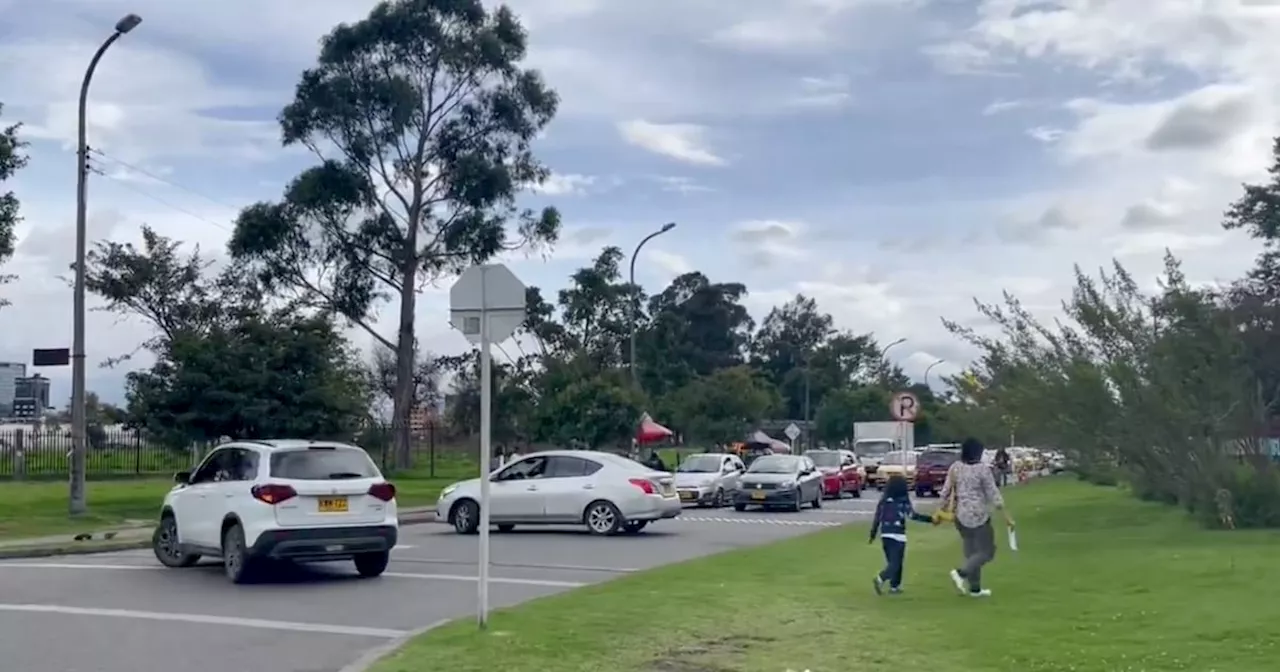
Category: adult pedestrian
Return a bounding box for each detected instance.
[938,437,1015,598]
[994,446,1011,487]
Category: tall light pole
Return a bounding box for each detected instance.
[877,337,906,385]
[924,358,944,390]
[628,222,676,386]
[71,13,142,516]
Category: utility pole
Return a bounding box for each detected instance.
[71,13,142,515]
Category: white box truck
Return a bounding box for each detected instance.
[853,421,915,486]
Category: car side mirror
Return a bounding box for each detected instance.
[174,471,190,484]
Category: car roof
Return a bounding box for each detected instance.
[223,439,363,452]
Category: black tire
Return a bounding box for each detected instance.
[711,489,724,508]
[811,489,823,509]
[852,485,862,499]
[621,520,648,534]
[450,499,480,535]
[354,551,390,578]
[733,502,747,512]
[791,492,803,512]
[221,523,255,585]
[583,500,624,535]
[496,523,515,533]
[153,514,200,568]
[915,487,927,498]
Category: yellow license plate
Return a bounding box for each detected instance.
[318,497,348,513]
[751,491,767,500]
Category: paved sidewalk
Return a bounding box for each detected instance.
[0,506,438,558]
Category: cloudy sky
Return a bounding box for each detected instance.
[0,0,1276,406]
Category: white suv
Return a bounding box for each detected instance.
[152,439,399,584]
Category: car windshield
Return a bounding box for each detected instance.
[748,456,797,474]
[270,447,378,480]
[856,439,894,457]
[678,455,721,473]
[919,450,958,465]
[806,452,841,468]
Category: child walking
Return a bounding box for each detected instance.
[868,474,935,595]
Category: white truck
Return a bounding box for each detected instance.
[853,421,915,470]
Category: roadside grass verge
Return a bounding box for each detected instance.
[370,478,1280,672]
[0,472,457,541]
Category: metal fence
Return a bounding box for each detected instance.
[0,424,472,481]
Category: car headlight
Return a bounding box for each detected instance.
[439,484,458,499]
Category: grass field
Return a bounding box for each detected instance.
[369,478,1280,672]
[0,462,476,541]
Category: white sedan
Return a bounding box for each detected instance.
[435,450,682,535]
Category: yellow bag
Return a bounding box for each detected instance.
[932,464,958,524]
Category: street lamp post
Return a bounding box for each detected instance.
[628,222,676,386]
[70,13,142,516]
[924,358,944,390]
[877,337,906,384]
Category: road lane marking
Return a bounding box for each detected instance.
[389,556,638,573]
[0,563,585,587]
[384,571,584,587]
[0,604,407,638]
[673,517,844,527]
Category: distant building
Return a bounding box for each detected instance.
[0,362,25,416]
[13,375,50,418]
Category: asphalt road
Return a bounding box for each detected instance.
[0,494,886,672]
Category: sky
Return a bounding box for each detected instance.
[0,0,1277,407]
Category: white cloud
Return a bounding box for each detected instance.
[529,172,596,196]
[617,120,726,166]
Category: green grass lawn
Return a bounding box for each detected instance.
[0,471,463,541]
[370,478,1280,672]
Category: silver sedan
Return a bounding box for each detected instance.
[732,454,824,512]
[435,450,682,535]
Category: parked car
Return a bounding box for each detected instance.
[838,449,868,485]
[804,449,862,499]
[914,448,960,497]
[153,439,399,584]
[436,450,681,536]
[673,453,745,507]
[733,454,824,512]
[868,451,917,489]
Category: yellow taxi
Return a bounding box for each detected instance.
[869,451,917,489]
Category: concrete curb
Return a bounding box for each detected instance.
[338,618,454,672]
[0,511,438,560]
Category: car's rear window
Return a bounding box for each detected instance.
[919,450,959,466]
[269,447,378,480]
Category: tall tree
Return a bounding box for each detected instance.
[228,0,561,467]
[554,246,639,369]
[0,102,28,309]
[638,271,753,395]
[367,345,443,415]
[751,294,835,420]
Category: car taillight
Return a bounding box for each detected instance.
[251,484,297,504]
[368,482,396,502]
[628,478,657,494]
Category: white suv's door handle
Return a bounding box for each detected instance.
[582,484,594,490]
[526,485,538,491]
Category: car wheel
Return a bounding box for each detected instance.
[733,503,747,512]
[153,514,200,568]
[811,489,822,509]
[353,551,390,578]
[221,523,255,585]
[450,499,480,535]
[584,500,624,535]
[496,523,516,533]
[852,485,862,498]
[791,493,803,512]
[621,521,648,534]
[712,489,725,508]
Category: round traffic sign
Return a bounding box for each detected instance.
[890,391,919,421]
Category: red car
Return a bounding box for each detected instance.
[914,448,960,497]
[804,450,862,499]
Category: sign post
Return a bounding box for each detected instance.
[784,422,801,452]
[889,391,919,487]
[450,263,526,629]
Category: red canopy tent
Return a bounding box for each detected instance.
[636,413,674,444]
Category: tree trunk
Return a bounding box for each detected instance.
[392,229,420,470]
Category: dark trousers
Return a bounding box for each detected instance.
[878,538,906,588]
[955,520,997,591]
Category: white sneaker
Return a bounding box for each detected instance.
[968,589,992,598]
[949,569,967,594]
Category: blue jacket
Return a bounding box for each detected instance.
[869,496,933,541]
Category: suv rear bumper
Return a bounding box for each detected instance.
[249,525,398,560]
